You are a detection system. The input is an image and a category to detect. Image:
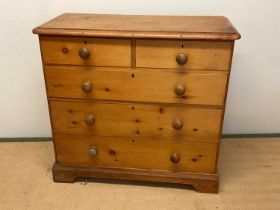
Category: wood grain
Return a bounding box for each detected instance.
[40,36,131,66]
[33,13,241,41]
[136,40,232,70]
[50,100,223,143]
[33,13,241,193]
[54,133,218,174]
[52,163,219,193]
[45,66,228,106]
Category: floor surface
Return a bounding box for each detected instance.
[0,138,280,210]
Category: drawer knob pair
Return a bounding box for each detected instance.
[79,48,90,59]
[81,81,92,92]
[88,147,98,157]
[176,53,188,65]
[85,114,95,126]
[174,85,185,96]
[170,153,180,163]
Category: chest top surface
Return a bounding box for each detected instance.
[33,13,240,40]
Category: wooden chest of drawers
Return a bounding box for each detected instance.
[33,13,240,193]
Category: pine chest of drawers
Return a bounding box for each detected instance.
[33,13,240,193]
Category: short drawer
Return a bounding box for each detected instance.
[54,134,218,174]
[40,36,131,66]
[136,40,232,70]
[45,66,228,106]
[50,100,222,143]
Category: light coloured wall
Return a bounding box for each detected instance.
[0,0,279,137]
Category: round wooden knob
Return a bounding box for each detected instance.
[79,48,90,59]
[170,153,180,163]
[174,85,185,96]
[172,119,183,130]
[176,53,188,65]
[88,147,98,157]
[81,81,92,92]
[85,114,95,126]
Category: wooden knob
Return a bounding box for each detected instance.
[79,48,90,59]
[174,85,185,96]
[88,147,98,157]
[85,114,95,126]
[170,153,180,163]
[172,119,183,130]
[176,53,188,65]
[81,81,92,92]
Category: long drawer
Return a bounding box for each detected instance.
[136,40,232,70]
[50,100,222,143]
[40,36,131,67]
[45,66,228,106]
[54,133,218,174]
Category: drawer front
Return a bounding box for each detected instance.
[136,40,232,70]
[40,36,131,66]
[45,66,228,106]
[50,100,222,143]
[54,134,218,173]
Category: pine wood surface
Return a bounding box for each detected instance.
[45,66,228,106]
[52,164,219,193]
[40,36,131,66]
[136,40,232,70]
[1,138,279,210]
[50,100,222,143]
[33,13,241,40]
[34,13,240,193]
[53,134,218,174]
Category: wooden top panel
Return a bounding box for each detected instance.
[33,13,240,40]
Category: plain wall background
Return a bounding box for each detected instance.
[0,0,280,137]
